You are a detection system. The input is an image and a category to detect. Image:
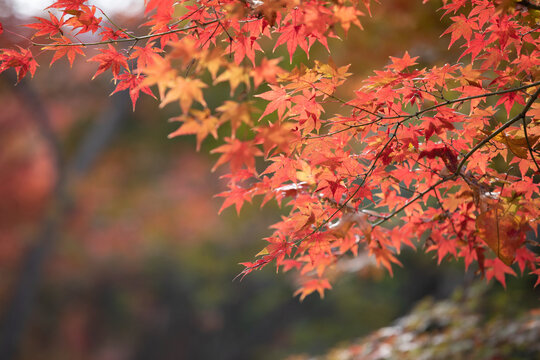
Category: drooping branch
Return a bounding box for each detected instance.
[308,81,540,139]
[373,85,540,227]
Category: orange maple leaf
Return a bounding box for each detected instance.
[294,278,332,301]
[159,76,207,113]
[168,109,220,150]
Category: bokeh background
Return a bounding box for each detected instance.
[0,1,538,359]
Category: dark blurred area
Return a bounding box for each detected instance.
[0,1,538,360]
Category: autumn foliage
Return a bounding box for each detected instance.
[1,0,539,299]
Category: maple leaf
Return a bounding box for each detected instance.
[418,144,458,173]
[214,64,250,96]
[369,247,402,276]
[197,48,224,80]
[427,233,458,265]
[130,43,163,70]
[211,138,263,173]
[256,85,291,120]
[482,129,539,160]
[293,278,332,301]
[88,44,128,79]
[274,22,309,63]
[66,5,102,34]
[423,115,455,141]
[25,12,65,38]
[100,26,131,42]
[216,101,254,136]
[141,55,177,99]
[255,121,297,157]
[514,247,536,274]
[387,51,419,73]
[485,258,516,289]
[46,36,85,66]
[476,208,525,266]
[230,33,262,66]
[252,57,284,88]
[0,47,38,82]
[254,0,295,26]
[460,33,491,62]
[333,5,363,34]
[111,72,155,111]
[313,59,351,82]
[441,14,478,49]
[495,90,526,115]
[216,184,253,214]
[47,0,85,11]
[168,109,220,151]
[144,0,175,15]
[159,76,207,113]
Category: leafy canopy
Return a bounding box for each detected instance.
[1,0,539,299]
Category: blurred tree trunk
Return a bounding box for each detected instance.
[0,74,130,359]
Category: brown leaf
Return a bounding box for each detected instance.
[476,208,524,265]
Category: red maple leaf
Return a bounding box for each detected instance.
[216,184,253,214]
[25,12,65,38]
[46,36,85,66]
[111,72,156,110]
[0,47,38,82]
[255,85,291,120]
[274,22,309,63]
[88,44,128,79]
[485,258,516,289]
[47,0,85,11]
[67,5,102,34]
[387,51,419,72]
[293,278,332,301]
[211,138,263,174]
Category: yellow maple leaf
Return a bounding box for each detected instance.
[168,109,219,150]
[160,76,207,113]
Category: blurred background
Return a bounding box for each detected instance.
[0,1,538,359]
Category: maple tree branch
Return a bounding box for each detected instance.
[292,123,402,248]
[238,124,404,277]
[312,81,540,133]
[373,84,540,227]
[32,16,260,48]
[304,118,394,140]
[373,177,449,227]
[32,18,223,47]
[454,85,540,175]
[381,81,540,121]
[97,7,137,39]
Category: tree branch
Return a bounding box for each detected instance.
[31,17,257,48]
[373,84,540,227]
[522,117,540,173]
